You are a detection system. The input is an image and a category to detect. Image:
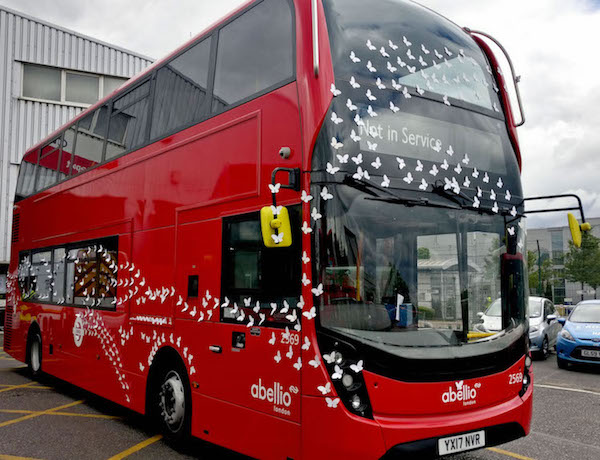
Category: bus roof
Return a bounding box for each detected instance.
[23,0,257,157]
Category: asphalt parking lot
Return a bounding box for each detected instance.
[1,336,599,460]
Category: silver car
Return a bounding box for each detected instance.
[476,296,561,360]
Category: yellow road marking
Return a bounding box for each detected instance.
[0,409,121,420]
[0,455,41,460]
[0,382,36,393]
[487,447,535,460]
[0,367,27,372]
[0,400,83,428]
[107,434,163,460]
[0,384,50,390]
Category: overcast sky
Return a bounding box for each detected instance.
[3,0,599,228]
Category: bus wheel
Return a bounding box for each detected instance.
[153,363,191,440]
[27,331,43,377]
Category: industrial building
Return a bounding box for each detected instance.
[0,5,153,312]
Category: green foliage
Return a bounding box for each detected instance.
[527,250,553,295]
[417,247,430,260]
[418,305,435,320]
[564,232,600,292]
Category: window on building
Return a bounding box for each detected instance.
[551,231,564,264]
[213,0,294,108]
[151,37,212,139]
[66,72,100,104]
[22,64,61,101]
[221,206,302,327]
[22,63,128,106]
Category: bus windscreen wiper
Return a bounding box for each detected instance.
[342,175,460,210]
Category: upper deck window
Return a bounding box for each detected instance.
[213,0,294,108]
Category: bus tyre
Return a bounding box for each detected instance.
[27,331,43,377]
[152,363,191,441]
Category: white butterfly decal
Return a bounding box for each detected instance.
[463,177,471,188]
[403,172,414,184]
[432,141,442,153]
[388,39,398,50]
[387,61,397,73]
[366,60,376,73]
[415,160,424,172]
[490,189,497,201]
[444,46,453,56]
[367,141,378,151]
[301,190,313,202]
[406,49,415,60]
[331,112,343,124]
[350,360,364,373]
[389,101,400,113]
[318,382,332,395]
[286,309,298,323]
[337,153,349,164]
[429,165,439,176]
[271,232,285,244]
[443,95,451,106]
[396,56,407,68]
[354,113,365,126]
[353,166,370,181]
[477,186,483,198]
[375,77,386,90]
[350,129,361,142]
[326,397,340,408]
[274,350,282,363]
[349,76,360,89]
[434,49,443,59]
[397,157,406,169]
[510,206,518,217]
[402,87,411,99]
[311,207,322,221]
[421,44,430,54]
[505,190,511,201]
[473,196,480,208]
[379,46,389,58]
[367,105,378,117]
[492,202,499,213]
[309,355,320,368]
[326,162,340,175]
[302,336,311,351]
[301,221,312,235]
[286,345,294,360]
[323,352,336,364]
[418,178,428,191]
[311,283,324,297]
[482,172,490,183]
[507,227,515,236]
[416,85,425,95]
[381,175,390,188]
[472,168,479,178]
[331,137,343,150]
[391,79,402,91]
[271,205,283,215]
[419,55,427,67]
[366,89,377,101]
[403,35,412,47]
[407,65,416,74]
[303,307,317,320]
[246,315,255,328]
[301,273,311,286]
[253,301,261,313]
[280,300,290,314]
[268,183,281,194]
[293,358,302,371]
[454,163,462,174]
[371,157,382,169]
[346,98,358,111]
[349,51,361,63]
[366,39,376,51]
[352,153,363,165]
[332,365,343,380]
[497,177,503,188]
[330,83,341,97]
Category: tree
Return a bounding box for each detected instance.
[526,250,553,295]
[564,232,600,300]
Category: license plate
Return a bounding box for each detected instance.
[581,349,600,358]
[438,430,485,455]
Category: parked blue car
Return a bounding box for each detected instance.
[556,300,600,369]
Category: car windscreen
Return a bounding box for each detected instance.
[570,304,600,323]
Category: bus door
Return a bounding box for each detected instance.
[176,208,303,456]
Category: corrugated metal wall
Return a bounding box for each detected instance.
[0,6,153,265]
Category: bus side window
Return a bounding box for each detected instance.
[30,250,53,302]
[52,248,66,303]
[212,0,294,109]
[18,252,32,299]
[221,206,302,327]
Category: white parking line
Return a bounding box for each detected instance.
[535,383,600,396]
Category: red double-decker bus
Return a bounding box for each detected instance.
[5,0,536,457]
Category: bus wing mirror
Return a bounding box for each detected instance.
[568,212,591,248]
[260,206,292,248]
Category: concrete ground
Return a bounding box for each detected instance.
[1,336,599,460]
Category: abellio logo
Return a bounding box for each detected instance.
[442,380,482,406]
[251,379,292,416]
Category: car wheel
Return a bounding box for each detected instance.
[28,332,43,377]
[557,356,568,370]
[539,337,549,360]
[152,363,191,441]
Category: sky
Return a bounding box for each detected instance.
[2,0,599,228]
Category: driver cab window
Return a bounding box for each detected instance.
[221,206,301,327]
